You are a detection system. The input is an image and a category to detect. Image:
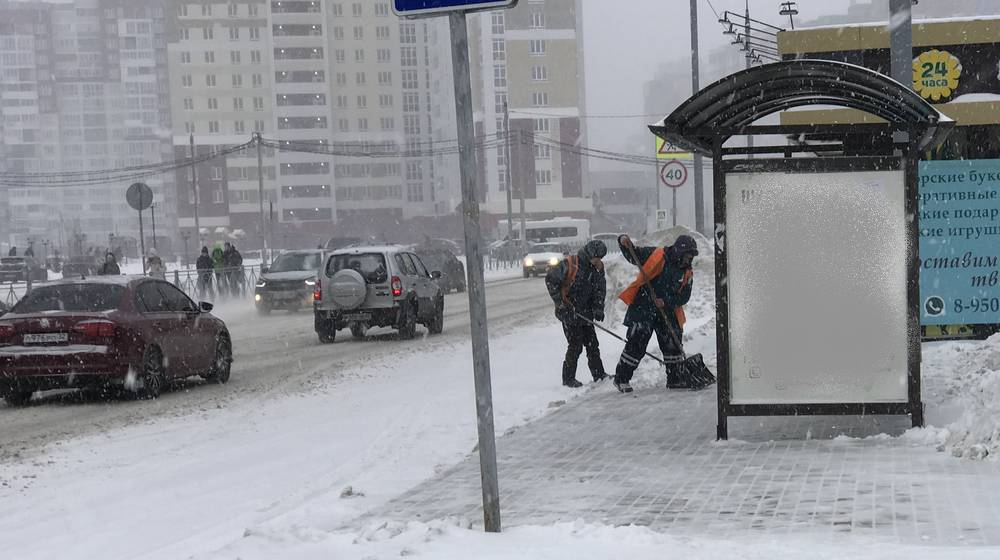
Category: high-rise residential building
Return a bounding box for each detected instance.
[0,0,174,255]
[167,0,282,250]
[465,0,589,221]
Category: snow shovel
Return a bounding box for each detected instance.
[622,242,716,389]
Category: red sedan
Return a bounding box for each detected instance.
[0,277,232,406]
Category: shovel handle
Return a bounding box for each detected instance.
[573,311,670,368]
[622,241,687,359]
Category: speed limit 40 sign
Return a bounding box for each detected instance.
[660,160,687,189]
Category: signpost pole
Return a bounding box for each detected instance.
[503,102,514,241]
[889,0,912,88]
[448,10,501,533]
[138,207,146,276]
[690,0,705,235]
[151,203,157,251]
[672,188,678,227]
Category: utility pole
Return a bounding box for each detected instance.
[503,102,514,241]
[745,0,753,155]
[889,0,913,88]
[690,0,705,235]
[189,133,201,246]
[513,130,527,251]
[150,203,157,250]
[255,132,267,265]
[448,11,501,533]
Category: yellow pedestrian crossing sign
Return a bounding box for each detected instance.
[656,137,693,160]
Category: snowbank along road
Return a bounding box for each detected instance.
[0,276,551,457]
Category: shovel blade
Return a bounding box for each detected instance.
[679,353,716,389]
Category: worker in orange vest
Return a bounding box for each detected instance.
[545,240,609,388]
[613,234,697,393]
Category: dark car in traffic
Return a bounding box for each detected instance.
[414,247,465,293]
[0,277,232,406]
[254,250,324,315]
[0,257,48,283]
[62,255,102,278]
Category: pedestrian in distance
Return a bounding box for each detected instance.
[545,240,609,388]
[613,234,698,394]
[7,246,15,257]
[196,246,215,300]
[211,244,225,296]
[23,245,33,258]
[98,252,121,276]
[222,242,243,297]
[146,248,166,280]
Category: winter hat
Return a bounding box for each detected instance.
[201,246,209,254]
[580,239,608,260]
[671,235,698,256]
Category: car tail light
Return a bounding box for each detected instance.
[73,320,116,338]
[391,276,403,297]
[313,283,322,302]
[0,323,13,340]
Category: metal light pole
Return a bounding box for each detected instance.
[690,0,705,235]
[448,10,501,533]
[745,0,753,155]
[255,132,267,266]
[189,133,201,245]
[503,102,514,241]
[889,0,913,88]
[150,202,157,251]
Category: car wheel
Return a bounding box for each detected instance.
[398,301,417,340]
[315,313,336,344]
[3,389,33,407]
[205,334,232,384]
[137,346,165,399]
[427,298,444,335]
[350,322,367,339]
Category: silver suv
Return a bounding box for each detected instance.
[313,245,445,343]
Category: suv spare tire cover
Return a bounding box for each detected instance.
[329,269,367,310]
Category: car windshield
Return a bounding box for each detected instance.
[532,244,564,254]
[269,252,321,273]
[12,284,125,313]
[327,253,388,284]
[415,251,448,269]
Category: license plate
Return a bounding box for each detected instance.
[271,291,297,299]
[23,333,69,344]
[342,313,371,321]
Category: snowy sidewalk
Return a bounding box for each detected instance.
[361,385,1000,546]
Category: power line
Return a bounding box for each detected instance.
[510,110,669,120]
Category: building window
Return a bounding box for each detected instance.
[250,50,262,63]
[402,70,418,89]
[202,4,213,16]
[377,48,391,63]
[380,117,395,131]
[356,72,366,85]
[338,118,349,132]
[358,118,368,132]
[180,51,191,63]
[234,120,245,134]
[228,3,238,16]
[232,74,243,88]
[233,97,244,110]
[406,161,423,180]
[379,94,393,107]
[253,96,264,111]
[252,73,263,87]
[407,183,423,202]
[491,12,505,34]
[402,92,420,112]
[352,2,362,16]
[248,3,259,16]
[353,26,364,40]
[378,71,392,85]
[181,75,193,87]
[335,49,346,63]
[204,51,216,63]
[534,144,551,159]
[207,97,219,110]
[374,2,389,16]
[356,95,367,108]
[536,169,551,185]
[404,115,421,134]
[333,26,344,40]
[331,3,343,16]
[203,27,214,40]
[209,121,220,134]
[493,65,506,88]
[530,12,546,28]
[183,98,194,110]
[180,28,190,40]
[206,74,217,87]
[400,46,417,67]
[399,23,416,44]
[534,118,550,133]
[529,39,546,56]
[494,92,507,114]
[336,95,348,108]
[254,119,265,132]
[376,25,390,39]
[492,39,505,61]
[532,65,548,81]
[249,27,260,40]
[213,189,224,203]
[229,26,240,40]
[230,50,241,64]
[354,49,365,62]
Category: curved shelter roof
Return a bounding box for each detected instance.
[649,59,954,156]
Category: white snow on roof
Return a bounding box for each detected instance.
[798,14,1000,31]
[949,93,1000,103]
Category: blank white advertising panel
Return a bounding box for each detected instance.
[726,170,909,405]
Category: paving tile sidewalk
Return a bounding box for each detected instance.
[361,386,1000,546]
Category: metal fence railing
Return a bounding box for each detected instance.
[0,265,263,311]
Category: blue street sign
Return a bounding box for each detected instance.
[393,0,517,17]
[919,159,1000,326]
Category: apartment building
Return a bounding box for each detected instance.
[0,0,175,254]
[466,0,589,220]
[167,0,283,249]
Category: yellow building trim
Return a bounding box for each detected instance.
[778,19,1000,55]
[780,101,1000,127]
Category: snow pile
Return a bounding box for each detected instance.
[208,517,1000,560]
[929,334,1000,459]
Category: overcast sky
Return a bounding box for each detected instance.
[580,0,861,156]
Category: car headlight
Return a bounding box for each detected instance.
[524,258,535,267]
[305,279,316,286]
[256,281,266,288]
[548,258,559,266]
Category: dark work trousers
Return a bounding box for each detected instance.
[614,322,683,384]
[562,321,606,383]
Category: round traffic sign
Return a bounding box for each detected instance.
[126,182,154,211]
[660,161,688,189]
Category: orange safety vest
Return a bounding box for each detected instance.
[560,255,579,306]
[618,248,693,327]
